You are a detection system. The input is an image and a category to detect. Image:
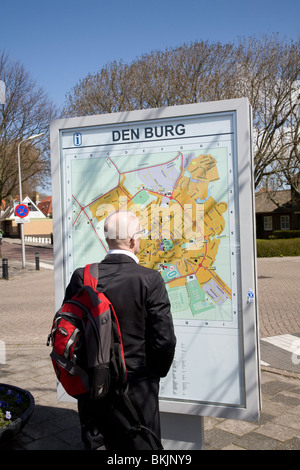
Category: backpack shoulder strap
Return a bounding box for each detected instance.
[83,263,99,290]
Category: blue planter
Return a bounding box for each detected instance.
[0,384,35,444]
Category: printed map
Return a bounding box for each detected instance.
[70,148,233,325]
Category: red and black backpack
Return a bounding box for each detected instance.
[47,263,163,450]
[47,263,127,400]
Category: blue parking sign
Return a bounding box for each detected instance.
[15,204,29,218]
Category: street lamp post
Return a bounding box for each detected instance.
[17,133,45,268]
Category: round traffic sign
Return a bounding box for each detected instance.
[15,204,29,218]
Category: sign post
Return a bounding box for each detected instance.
[50,99,260,449]
[14,203,30,269]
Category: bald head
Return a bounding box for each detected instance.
[104,211,142,253]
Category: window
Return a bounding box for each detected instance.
[264,216,273,231]
[28,203,38,212]
[280,215,290,230]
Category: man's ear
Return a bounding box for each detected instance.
[129,237,136,250]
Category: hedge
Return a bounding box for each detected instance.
[270,230,300,239]
[256,238,300,257]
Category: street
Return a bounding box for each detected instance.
[0,239,53,264]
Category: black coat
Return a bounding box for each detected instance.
[64,254,176,379]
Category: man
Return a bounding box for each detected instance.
[64,211,176,450]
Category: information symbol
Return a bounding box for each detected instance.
[73,132,82,146]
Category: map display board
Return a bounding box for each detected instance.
[51,99,261,420]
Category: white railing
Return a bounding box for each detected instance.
[24,236,51,244]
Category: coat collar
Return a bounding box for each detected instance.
[102,253,138,264]
[107,249,139,263]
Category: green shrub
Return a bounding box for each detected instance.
[271,230,300,239]
[256,238,300,257]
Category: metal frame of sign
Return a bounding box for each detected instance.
[50,98,261,422]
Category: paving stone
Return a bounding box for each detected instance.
[254,422,297,442]
[204,416,224,430]
[292,405,300,415]
[262,380,299,396]
[24,435,77,450]
[271,394,300,407]
[22,421,62,440]
[260,399,291,417]
[55,426,83,448]
[257,412,276,425]
[234,432,280,450]
[273,412,300,431]
[222,444,246,450]
[204,428,238,450]
[29,406,57,424]
[216,419,258,436]
[277,437,300,450]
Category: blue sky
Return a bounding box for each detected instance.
[1,0,299,109]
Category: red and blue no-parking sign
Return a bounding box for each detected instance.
[14,204,29,218]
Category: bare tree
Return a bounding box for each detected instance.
[64,36,300,191]
[231,36,300,193]
[0,51,59,204]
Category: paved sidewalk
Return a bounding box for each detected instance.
[1,344,299,451]
[0,249,299,450]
